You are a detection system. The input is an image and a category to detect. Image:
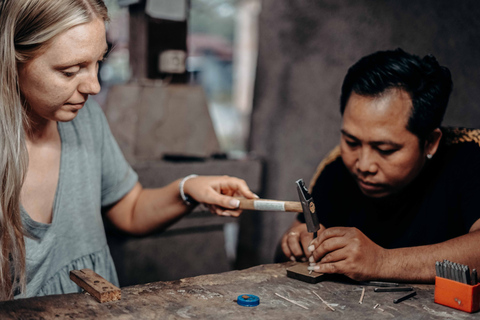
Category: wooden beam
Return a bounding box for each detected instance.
[70,269,121,303]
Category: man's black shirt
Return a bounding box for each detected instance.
[298,127,480,249]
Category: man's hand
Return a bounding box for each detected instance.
[281,221,318,262]
[311,227,388,281]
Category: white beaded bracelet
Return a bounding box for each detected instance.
[179,174,198,206]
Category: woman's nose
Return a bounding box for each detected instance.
[78,69,101,95]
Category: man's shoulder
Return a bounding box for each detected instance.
[442,127,480,149]
[437,127,480,177]
[308,145,346,191]
[440,126,480,162]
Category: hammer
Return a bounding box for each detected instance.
[236,179,320,238]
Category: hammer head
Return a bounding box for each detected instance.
[296,179,320,233]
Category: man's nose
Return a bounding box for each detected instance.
[356,148,378,174]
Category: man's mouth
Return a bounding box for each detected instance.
[356,178,388,194]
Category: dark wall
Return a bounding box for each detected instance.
[244,0,480,266]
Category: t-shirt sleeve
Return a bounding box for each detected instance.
[87,100,138,207]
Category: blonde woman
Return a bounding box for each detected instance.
[0,0,256,300]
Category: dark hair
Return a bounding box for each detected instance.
[340,48,453,141]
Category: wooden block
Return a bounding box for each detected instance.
[70,269,121,303]
[286,262,326,284]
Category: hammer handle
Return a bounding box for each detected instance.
[235,198,302,212]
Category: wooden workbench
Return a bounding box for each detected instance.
[0,262,477,319]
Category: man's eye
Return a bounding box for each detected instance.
[345,140,359,147]
[377,148,397,155]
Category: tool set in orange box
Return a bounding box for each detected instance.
[434,260,479,313]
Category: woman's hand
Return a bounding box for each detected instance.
[183,175,257,217]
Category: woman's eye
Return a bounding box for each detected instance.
[61,67,80,77]
[61,69,79,77]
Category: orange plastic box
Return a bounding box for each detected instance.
[434,276,480,313]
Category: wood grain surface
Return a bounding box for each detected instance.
[1,262,477,319]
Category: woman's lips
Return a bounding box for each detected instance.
[67,101,85,110]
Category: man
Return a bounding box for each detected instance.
[280,49,480,282]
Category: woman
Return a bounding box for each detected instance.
[0,0,256,300]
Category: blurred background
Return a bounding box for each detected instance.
[98,0,257,154]
[98,0,480,286]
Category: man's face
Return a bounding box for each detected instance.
[340,89,427,198]
[18,18,108,124]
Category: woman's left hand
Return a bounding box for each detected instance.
[183,175,257,217]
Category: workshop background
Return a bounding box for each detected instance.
[99,0,480,286]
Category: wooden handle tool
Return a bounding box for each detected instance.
[235,197,302,212]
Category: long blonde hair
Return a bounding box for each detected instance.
[0,0,108,300]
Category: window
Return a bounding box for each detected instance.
[188,0,260,155]
[99,0,260,155]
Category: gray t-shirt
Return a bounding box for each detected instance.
[19,99,138,298]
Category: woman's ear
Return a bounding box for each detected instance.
[424,128,442,158]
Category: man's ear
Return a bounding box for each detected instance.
[424,128,442,157]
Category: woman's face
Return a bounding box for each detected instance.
[340,89,429,198]
[18,18,108,123]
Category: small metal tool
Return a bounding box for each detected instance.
[359,281,399,287]
[374,287,413,293]
[393,291,417,304]
[236,180,321,278]
[234,180,319,236]
[296,179,319,275]
[436,260,477,285]
[295,179,319,239]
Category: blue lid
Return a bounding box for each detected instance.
[237,294,260,307]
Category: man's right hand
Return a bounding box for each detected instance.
[281,220,316,261]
